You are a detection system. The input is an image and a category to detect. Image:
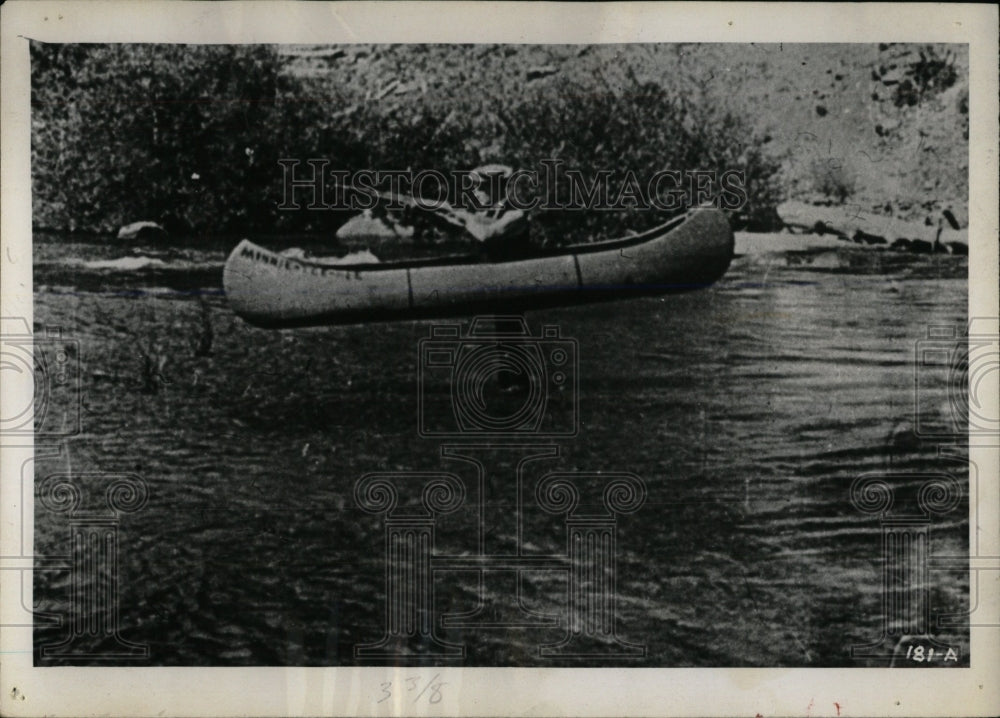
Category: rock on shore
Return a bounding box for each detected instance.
[777,201,968,253]
[117,221,168,242]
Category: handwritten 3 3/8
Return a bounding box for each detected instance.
[377,674,446,704]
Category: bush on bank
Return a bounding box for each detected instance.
[31,43,783,238]
[31,44,282,235]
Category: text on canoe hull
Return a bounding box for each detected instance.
[241,245,368,278]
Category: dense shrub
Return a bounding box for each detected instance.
[477,75,784,242]
[31,43,283,234]
[31,43,784,237]
[808,157,856,204]
[893,46,959,108]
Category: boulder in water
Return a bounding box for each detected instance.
[84,256,167,271]
[117,221,168,242]
[778,201,969,253]
[526,65,559,81]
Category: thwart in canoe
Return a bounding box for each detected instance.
[223,208,734,328]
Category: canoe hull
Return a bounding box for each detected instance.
[223,208,734,328]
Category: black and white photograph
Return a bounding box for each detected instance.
[1,2,998,717]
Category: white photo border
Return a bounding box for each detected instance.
[2,2,998,717]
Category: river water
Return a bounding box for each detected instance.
[31,234,969,666]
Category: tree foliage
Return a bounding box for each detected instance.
[31,43,784,237]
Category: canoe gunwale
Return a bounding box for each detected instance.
[235,211,693,273]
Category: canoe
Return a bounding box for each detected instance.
[223,208,734,328]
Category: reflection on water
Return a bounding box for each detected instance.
[32,237,969,666]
